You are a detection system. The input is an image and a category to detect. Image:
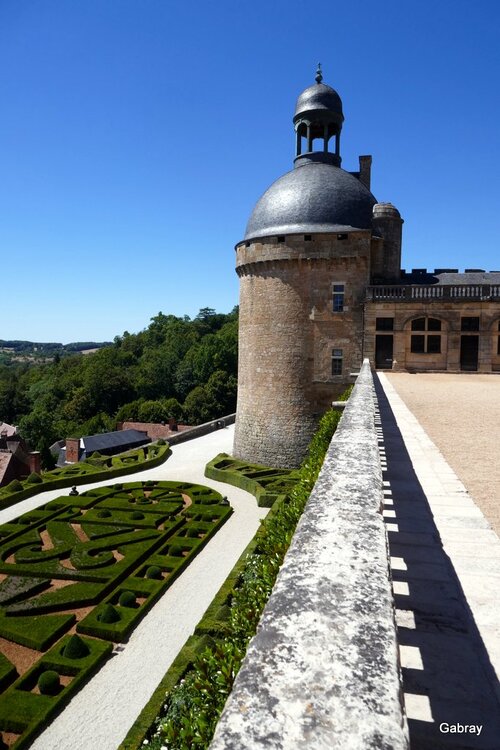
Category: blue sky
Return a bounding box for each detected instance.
[1,0,499,342]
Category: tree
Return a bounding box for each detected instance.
[183,386,216,425]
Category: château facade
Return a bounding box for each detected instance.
[233,68,500,468]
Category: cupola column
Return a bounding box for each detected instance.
[307,124,313,152]
[293,65,344,168]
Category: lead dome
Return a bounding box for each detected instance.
[243,66,376,241]
[244,162,377,240]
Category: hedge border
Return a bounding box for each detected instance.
[119,391,352,750]
[205,455,296,508]
[0,444,171,512]
[0,635,113,750]
[118,490,290,750]
[78,504,232,642]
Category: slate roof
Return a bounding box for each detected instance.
[83,429,149,454]
[400,270,500,286]
[0,453,14,487]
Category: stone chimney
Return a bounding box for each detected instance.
[28,452,41,475]
[358,155,372,189]
[65,438,80,464]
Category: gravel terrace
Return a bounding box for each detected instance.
[385,372,500,536]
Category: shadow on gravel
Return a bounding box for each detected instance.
[373,374,500,750]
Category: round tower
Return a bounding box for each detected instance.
[371,203,403,282]
[233,68,377,468]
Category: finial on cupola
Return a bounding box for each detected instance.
[315,62,323,84]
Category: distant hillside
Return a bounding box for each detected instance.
[0,340,111,353]
[0,307,238,467]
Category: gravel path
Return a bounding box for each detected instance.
[3,425,269,750]
[385,373,500,536]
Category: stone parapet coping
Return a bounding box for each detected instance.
[166,414,235,446]
[210,360,409,750]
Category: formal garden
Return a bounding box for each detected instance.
[121,398,348,750]
[0,442,170,512]
[0,479,231,749]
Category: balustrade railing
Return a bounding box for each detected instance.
[367,284,500,301]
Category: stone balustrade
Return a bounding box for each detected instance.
[209,360,409,750]
[366,284,500,301]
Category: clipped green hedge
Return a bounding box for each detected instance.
[0,613,75,651]
[0,478,235,750]
[0,636,112,750]
[79,504,232,642]
[121,397,350,750]
[205,455,298,507]
[0,652,17,693]
[0,443,171,512]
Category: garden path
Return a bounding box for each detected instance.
[3,425,268,750]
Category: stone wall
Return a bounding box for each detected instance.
[211,360,408,750]
[364,300,500,372]
[233,232,373,468]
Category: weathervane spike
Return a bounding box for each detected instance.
[315,62,323,84]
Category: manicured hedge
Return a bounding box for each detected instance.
[0,443,171,512]
[0,612,75,651]
[0,636,112,750]
[0,652,17,693]
[121,394,351,750]
[205,455,298,507]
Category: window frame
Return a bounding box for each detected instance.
[331,348,343,376]
[409,317,443,354]
[332,283,345,313]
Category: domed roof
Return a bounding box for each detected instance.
[244,162,377,241]
[294,82,343,121]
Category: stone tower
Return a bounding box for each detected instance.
[233,67,402,468]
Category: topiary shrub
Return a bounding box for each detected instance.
[97,604,120,623]
[145,566,162,580]
[131,511,145,520]
[168,545,184,557]
[96,509,111,518]
[62,634,90,659]
[157,438,166,445]
[118,590,136,608]
[6,480,23,493]
[26,472,43,484]
[38,670,60,695]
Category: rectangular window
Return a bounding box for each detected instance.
[427,335,441,353]
[461,317,479,331]
[376,317,394,331]
[331,348,343,375]
[411,335,425,353]
[332,284,345,312]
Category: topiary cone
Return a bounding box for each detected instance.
[62,634,90,659]
[97,604,120,623]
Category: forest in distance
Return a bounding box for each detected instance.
[0,307,238,466]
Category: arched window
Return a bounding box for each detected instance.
[410,317,442,354]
